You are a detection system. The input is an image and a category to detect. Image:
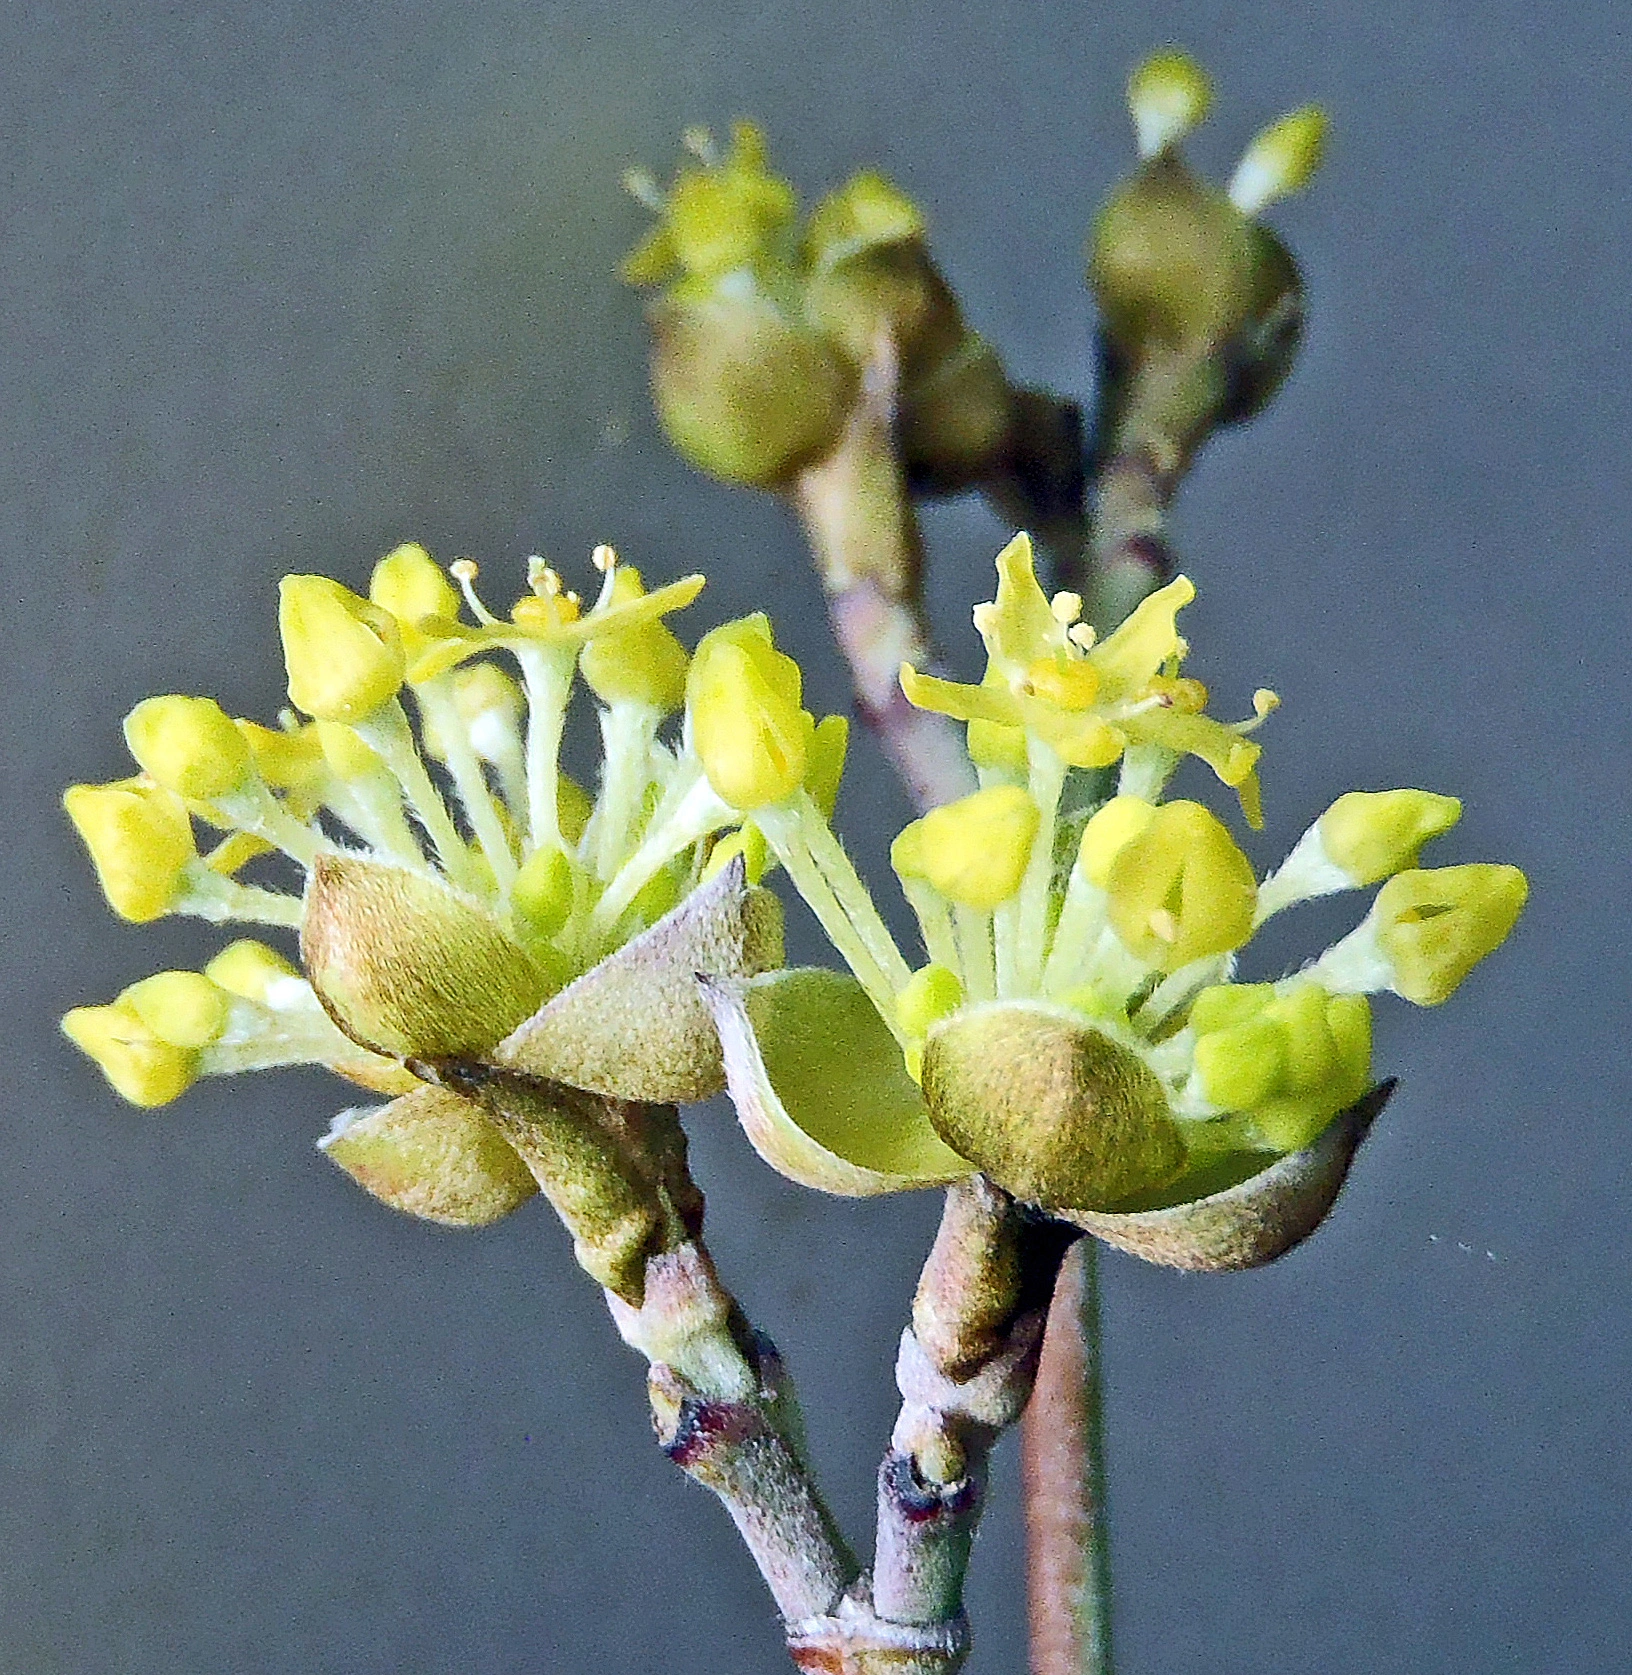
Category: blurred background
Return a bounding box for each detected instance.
[5,2,1628,1670]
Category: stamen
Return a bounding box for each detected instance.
[1049,591,1083,625]
[450,559,500,627]
[1067,623,1097,652]
[592,544,618,574]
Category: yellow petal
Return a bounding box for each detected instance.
[1090,574,1195,694]
[900,664,1024,727]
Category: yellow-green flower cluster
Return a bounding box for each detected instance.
[63,541,805,1120]
[1090,49,1327,364]
[622,122,1015,492]
[698,534,1527,1225]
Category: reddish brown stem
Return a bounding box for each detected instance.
[1022,1241,1113,1675]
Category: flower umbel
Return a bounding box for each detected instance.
[699,534,1527,1270]
[64,542,787,1249]
[622,122,1020,497]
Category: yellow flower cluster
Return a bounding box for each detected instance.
[63,541,822,1113]
[692,534,1527,1223]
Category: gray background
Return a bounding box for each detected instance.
[5,2,1628,1670]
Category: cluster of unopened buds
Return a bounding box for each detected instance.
[64,532,1526,1272]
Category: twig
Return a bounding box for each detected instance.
[1023,1241,1114,1675]
[791,333,975,813]
[447,1061,860,1651]
[850,1179,1077,1669]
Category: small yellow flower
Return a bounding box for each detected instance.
[279,576,406,722]
[1101,800,1258,971]
[900,535,1269,821]
[1318,790,1463,886]
[62,1001,201,1107]
[579,565,691,713]
[687,616,811,810]
[1191,981,1372,1151]
[123,696,253,800]
[63,778,197,923]
[894,786,1040,913]
[1372,865,1530,1006]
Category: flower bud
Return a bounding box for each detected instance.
[1127,49,1213,158]
[1089,154,1261,352]
[301,855,550,1059]
[703,822,771,885]
[511,843,579,944]
[1318,790,1463,886]
[122,695,253,800]
[119,970,230,1049]
[1104,800,1257,970]
[62,1002,199,1106]
[580,567,690,712]
[1373,864,1529,1005]
[320,1084,539,1228]
[966,717,1028,776]
[63,780,197,922]
[921,1003,1187,1211]
[687,616,810,809]
[368,541,460,629]
[1191,981,1372,1152]
[204,939,303,1005]
[896,786,1040,912]
[235,720,327,812]
[1077,795,1158,888]
[648,287,853,488]
[558,771,593,845]
[805,170,926,297]
[1228,106,1329,214]
[803,170,1016,492]
[314,720,384,781]
[895,963,964,1040]
[664,121,797,277]
[278,575,406,722]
